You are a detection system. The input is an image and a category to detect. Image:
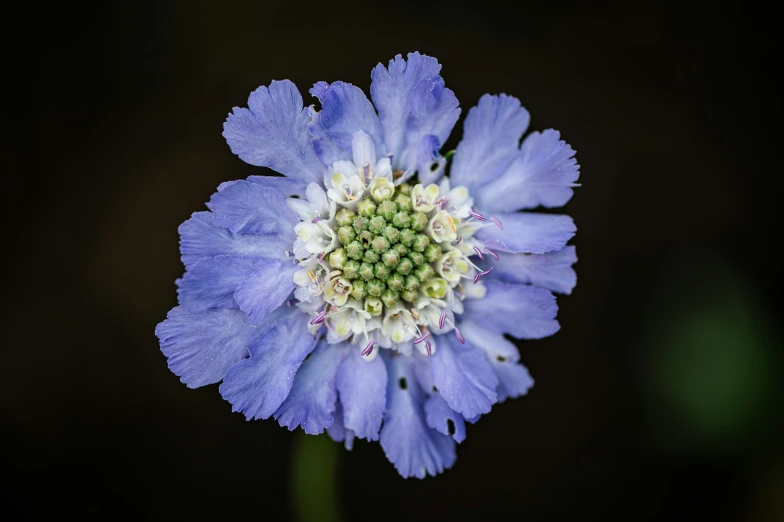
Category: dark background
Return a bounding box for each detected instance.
[3,1,782,520]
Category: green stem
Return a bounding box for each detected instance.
[289,432,343,522]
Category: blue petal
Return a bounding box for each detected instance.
[178,212,291,269]
[459,320,533,402]
[223,80,324,183]
[380,354,456,479]
[274,343,347,434]
[493,361,534,403]
[473,129,579,212]
[336,346,387,441]
[476,212,575,254]
[401,77,460,179]
[326,402,355,451]
[177,255,264,312]
[484,246,577,295]
[309,81,384,164]
[207,180,298,236]
[450,94,530,189]
[370,52,443,161]
[430,334,498,418]
[234,260,298,324]
[424,393,467,443]
[247,175,307,198]
[219,306,316,420]
[463,280,560,339]
[155,306,258,388]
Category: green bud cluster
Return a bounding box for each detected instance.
[326,186,448,315]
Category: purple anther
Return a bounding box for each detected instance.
[309,310,326,325]
[473,246,484,260]
[453,236,462,246]
[439,309,447,329]
[484,247,500,261]
[468,210,487,221]
[473,267,494,284]
[413,331,431,344]
[491,216,504,230]
[362,163,371,178]
[311,216,321,223]
[318,251,325,261]
[425,340,432,356]
[361,339,375,356]
[454,327,465,344]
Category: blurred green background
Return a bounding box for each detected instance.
[2,0,781,520]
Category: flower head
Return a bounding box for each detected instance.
[156,52,579,478]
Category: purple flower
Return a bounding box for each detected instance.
[156,52,579,478]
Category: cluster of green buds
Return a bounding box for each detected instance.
[324,183,449,316]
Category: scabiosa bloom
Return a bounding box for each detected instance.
[156,52,579,478]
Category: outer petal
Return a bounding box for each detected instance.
[247,175,307,198]
[473,129,579,212]
[207,180,298,237]
[430,334,498,418]
[219,306,316,420]
[485,246,577,295]
[424,393,467,443]
[450,94,530,189]
[178,212,291,269]
[475,212,575,254]
[309,81,384,162]
[155,306,258,388]
[459,320,534,402]
[177,255,264,312]
[326,402,355,450]
[234,260,298,324]
[380,354,456,479]
[274,343,347,434]
[223,80,324,183]
[370,52,443,159]
[463,280,560,339]
[336,347,387,440]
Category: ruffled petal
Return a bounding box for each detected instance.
[459,319,534,402]
[223,80,324,183]
[475,212,575,254]
[380,354,456,479]
[424,393,467,443]
[155,306,258,388]
[234,260,298,324]
[450,94,530,189]
[370,52,443,161]
[473,129,579,212]
[485,246,577,295]
[219,306,317,419]
[207,180,298,237]
[178,212,291,269]
[274,343,347,434]
[336,346,387,440]
[177,255,264,312]
[247,175,307,198]
[463,280,560,339]
[309,81,384,164]
[326,402,355,450]
[430,334,498,418]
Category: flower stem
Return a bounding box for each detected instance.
[289,432,343,522]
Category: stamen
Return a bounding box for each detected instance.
[361,339,375,357]
[318,251,325,261]
[439,309,447,329]
[468,210,487,221]
[483,247,500,261]
[454,327,465,344]
[311,216,321,223]
[472,246,484,260]
[309,310,326,325]
[473,267,494,284]
[361,163,371,185]
[425,340,432,356]
[413,330,430,345]
[491,216,504,230]
[307,270,317,283]
[342,184,357,200]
